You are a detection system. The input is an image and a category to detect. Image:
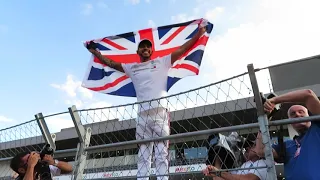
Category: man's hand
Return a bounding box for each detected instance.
[171,18,208,64]
[42,154,55,165]
[264,98,276,113]
[86,41,98,54]
[198,19,207,34]
[28,152,40,167]
[203,165,220,176]
[84,40,125,72]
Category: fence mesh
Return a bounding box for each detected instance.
[0,120,45,179]
[73,73,271,180]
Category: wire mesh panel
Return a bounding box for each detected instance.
[0,120,45,179]
[72,72,275,180]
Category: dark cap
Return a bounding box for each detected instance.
[238,134,256,149]
[138,39,152,48]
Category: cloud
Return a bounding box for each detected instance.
[0,115,14,123]
[205,7,224,22]
[145,0,150,3]
[0,115,15,131]
[81,3,93,15]
[49,74,122,132]
[171,4,224,24]
[203,0,320,83]
[168,0,319,96]
[127,0,140,5]
[147,20,156,28]
[49,74,128,123]
[50,74,95,110]
[51,74,93,100]
[171,14,196,24]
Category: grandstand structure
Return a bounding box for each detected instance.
[0,54,320,180]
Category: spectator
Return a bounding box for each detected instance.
[203,132,268,180]
[10,151,73,180]
[261,89,320,180]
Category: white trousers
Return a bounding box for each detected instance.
[136,108,170,180]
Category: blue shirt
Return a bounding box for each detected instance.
[272,121,320,180]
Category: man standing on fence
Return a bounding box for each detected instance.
[86,21,208,180]
[262,89,320,180]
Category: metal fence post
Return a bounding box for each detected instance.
[68,105,92,180]
[35,113,56,151]
[247,64,277,180]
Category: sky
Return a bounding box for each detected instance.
[0,0,320,132]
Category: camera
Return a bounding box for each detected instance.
[258,92,280,120]
[206,132,247,169]
[39,144,54,160]
[34,144,55,180]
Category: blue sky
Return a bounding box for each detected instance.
[1,0,320,131]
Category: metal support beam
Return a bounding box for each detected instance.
[35,113,56,151]
[247,64,277,180]
[69,105,92,180]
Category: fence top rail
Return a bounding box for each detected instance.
[42,111,69,118]
[0,119,36,131]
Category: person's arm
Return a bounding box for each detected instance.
[23,152,39,180]
[267,89,320,115]
[53,160,73,174]
[253,132,280,162]
[171,25,206,64]
[86,41,125,73]
[23,165,35,180]
[203,165,260,180]
[43,155,73,174]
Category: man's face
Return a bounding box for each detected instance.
[137,41,152,61]
[18,153,30,174]
[288,105,311,133]
[244,145,256,160]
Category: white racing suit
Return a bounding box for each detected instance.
[136,107,170,180]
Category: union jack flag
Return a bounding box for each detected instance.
[82,18,213,97]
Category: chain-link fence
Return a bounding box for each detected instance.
[2,62,319,180]
[73,71,261,180]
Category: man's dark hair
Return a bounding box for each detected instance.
[10,151,29,174]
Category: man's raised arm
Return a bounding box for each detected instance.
[171,23,207,65]
[266,89,320,115]
[86,41,125,73]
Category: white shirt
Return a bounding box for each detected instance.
[49,165,61,176]
[122,54,172,113]
[231,160,268,180]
